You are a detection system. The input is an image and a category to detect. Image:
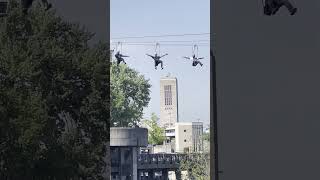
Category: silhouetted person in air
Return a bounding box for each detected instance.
[263,0,297,16]
[22,0,52,14]
[146,53,168,70]
[115,51,128,65]
[192,60,203,67]
[183,54,204,67]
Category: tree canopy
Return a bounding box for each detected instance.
[0,1,109,179]
[142,113,165,145]
[180,153,210,180]
[110,62,151,127]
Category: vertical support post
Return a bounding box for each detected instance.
[175,170,182,180]
[210,50,219,180]
[162,170,168,180]
[132,147,138,180]
[148,170,154,180]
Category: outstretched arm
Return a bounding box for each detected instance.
[121,55,129,57]
[146,54,154,58]
[160,53,168,58]
[197,57,204,60]
[183,56,191,60]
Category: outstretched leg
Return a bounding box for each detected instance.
[279,0,297,15]
[264,0,273,15]
[121,58,126,64]
[159,60,163,69]
[155,61,158,69]
[117,59,121,65]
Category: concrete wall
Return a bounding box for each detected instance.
[110,128,148,147]
[175,123,193,153]
[110,128,148,180]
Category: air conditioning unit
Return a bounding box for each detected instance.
[0,0,8,17]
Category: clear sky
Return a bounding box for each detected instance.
[110,0,210,126]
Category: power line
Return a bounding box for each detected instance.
[110,43,210,47]
[110,40,210,44]
[111,33,210,40]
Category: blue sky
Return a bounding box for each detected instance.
[111,0,210,126]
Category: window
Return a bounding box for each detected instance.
[164,85,172,105]
[184,139,187,142]
[184,130,186,132]
[0,2,8,15]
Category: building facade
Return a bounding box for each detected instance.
[174,122,204,153]
[159,75,179,128]
[161,122,204,154]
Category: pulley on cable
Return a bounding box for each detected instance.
[114,41,129,65]
[182,44,204,67]
[146,43,168,70]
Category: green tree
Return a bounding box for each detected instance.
[0,1,109,179]
[143,113,165,145]
[180,153,210,180]
[110,62,151,127]
[203,131,210,141]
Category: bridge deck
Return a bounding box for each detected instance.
[137,153,187,170]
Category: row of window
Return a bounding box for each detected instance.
[164,85,172,105]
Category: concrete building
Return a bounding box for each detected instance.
[174,122,203,153]
[160,75,179,129]
[110,127,148,180]
[159,122,204,154]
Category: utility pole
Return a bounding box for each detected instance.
[211,50,220,180]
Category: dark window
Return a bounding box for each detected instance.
[184,130,186,132]
[0,2,8,15]
[184,139,187,142]
[164,85,172,105]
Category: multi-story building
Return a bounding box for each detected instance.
[164,122,204,153]
[159,75,179,128]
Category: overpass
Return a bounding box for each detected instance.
[110,127,208,180]
[137,153,187,180]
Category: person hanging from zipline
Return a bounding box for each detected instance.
[115,51,129,65]
[263,0,297,16]
[183,54,204,67]
[146,53,168,70]
[183,44,204,67]
[192,56,204,67]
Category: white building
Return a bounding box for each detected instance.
[173,122,203,153]
[154,122,204,154]
[159,75,178,128]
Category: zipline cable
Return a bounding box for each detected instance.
[110,40,210,44]
[111,33,210,40]
[110,43,210,47]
